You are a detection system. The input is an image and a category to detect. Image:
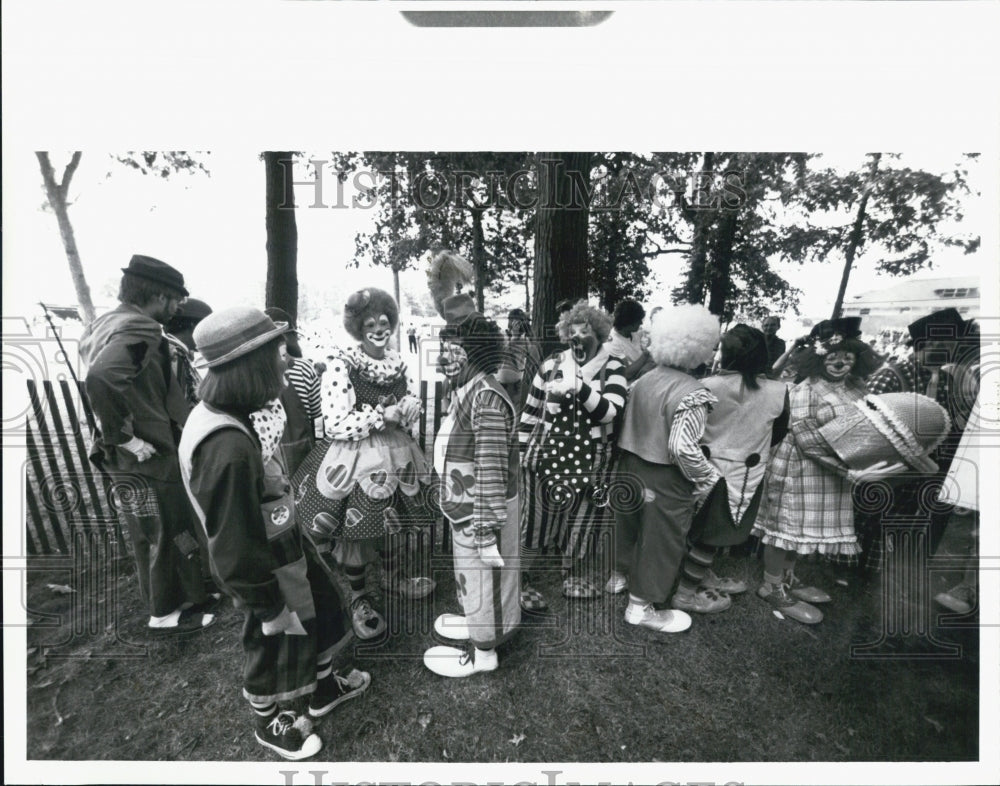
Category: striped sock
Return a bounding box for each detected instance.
[249,699,277,722]
[677,544,715,596]
[344,565,366,599]
[316,657,333,682]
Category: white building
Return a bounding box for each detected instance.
[841,275,981,330]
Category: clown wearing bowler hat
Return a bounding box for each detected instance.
[179,307,369,761]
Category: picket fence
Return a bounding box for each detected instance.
[24,379,449,557]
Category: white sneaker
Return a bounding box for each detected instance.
[423,645,498,677]
[624,601,692,633]
[433,613,470,641]
[604,571,628,594]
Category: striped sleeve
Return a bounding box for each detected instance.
[576,358,627,424]
[667,389,721,500]
[471,388,514,547]
[518,356,555,447]
[288,358,322,421]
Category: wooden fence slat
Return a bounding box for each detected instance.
[43,381,101,527]
[24,481,42,556]
[25,423,55,555]
[26,381,71,553]
[58,379,114,523]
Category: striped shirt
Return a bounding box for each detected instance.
[667,390,722,503]
[286,357,322,421]
[518,348,627,448]
[471,387,515,547]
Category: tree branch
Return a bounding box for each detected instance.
[60,152,83,199]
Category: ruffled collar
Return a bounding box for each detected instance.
[339,344,407,385]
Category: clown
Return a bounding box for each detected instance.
[611,303,720,633]
[751,318,903,624]
[423,257,521,678]
[292,287,435,641]
[519,301,628,606]
[179,308,369,761]
[669,324,790,614]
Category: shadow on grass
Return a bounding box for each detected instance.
[24,546,979,762]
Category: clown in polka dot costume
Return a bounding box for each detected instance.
[291,288,435,640]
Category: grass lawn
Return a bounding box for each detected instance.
[24,536,980,765]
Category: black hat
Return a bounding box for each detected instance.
[175,298,212,322]
[121,255,188,297]
[811,317,862,342]
[907,308,969,343]
[264,306,297,332]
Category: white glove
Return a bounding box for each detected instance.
[120,436,156,462]
[547,373,578,398]
[848,460,908,485]
[381,405,402,426]
[478,543,505,568]
[261,605,307,636]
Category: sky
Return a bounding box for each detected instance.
[4,150,990,342]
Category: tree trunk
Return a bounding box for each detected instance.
[36,152,97,324]
[681,152,715,305]
[264,152,299,320]
[532,152,592,354]
[706,206,740,317]
[831,153,882,319]
[471,207,486,313]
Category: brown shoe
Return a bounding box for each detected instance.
[757,581,823,624]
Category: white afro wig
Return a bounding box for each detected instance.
[648,303,721,370]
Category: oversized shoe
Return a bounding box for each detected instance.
[624,601,692,633]
[350,595,386,640]
[433,612,470,641]
[379,572,436,600]
[423,644,498,677]
[701,569,747,595]
[671,587,732,614]
[935,583,976,615]
[757,581,823,624]
[783,569,831,604]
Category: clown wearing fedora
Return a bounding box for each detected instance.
[81,255,218,634]
[179,307,369,760]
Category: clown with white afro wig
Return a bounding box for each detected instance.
[610,303,724,634]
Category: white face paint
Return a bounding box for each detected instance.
[823,350,856,381]
[568,322,598,364]
[361,314,392,358]
[437,341,468,379]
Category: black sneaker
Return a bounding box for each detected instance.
[308,668,372,718]
[254,710,322,760]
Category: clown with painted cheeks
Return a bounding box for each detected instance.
[424,291,521,678]
[752,318,904,624]
[518,301,628,607]
[292,287,435,642]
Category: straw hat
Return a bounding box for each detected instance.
[193,307,289,368]
[818,392,951,473]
